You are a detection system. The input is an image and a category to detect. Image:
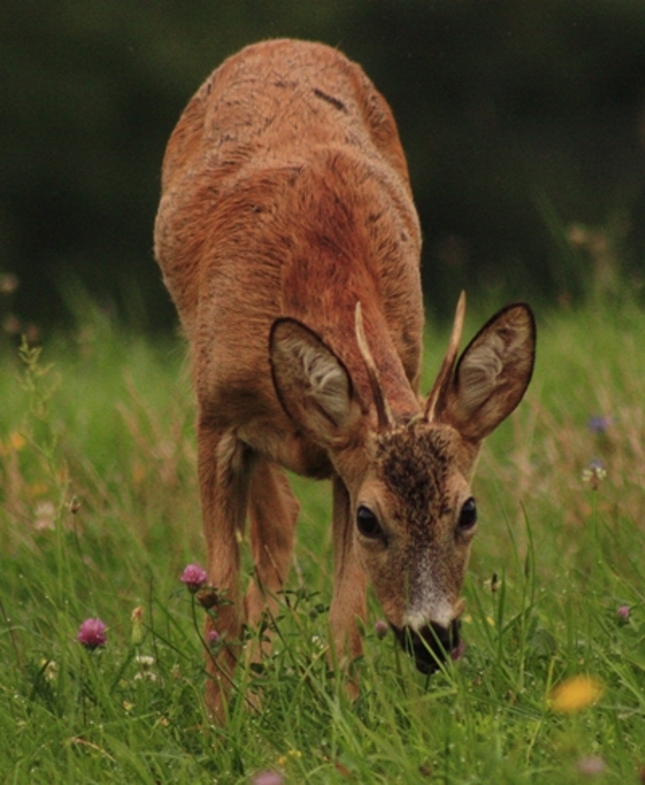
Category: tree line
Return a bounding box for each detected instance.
[2,0,645,335]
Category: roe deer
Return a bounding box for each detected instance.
[154,39,536,718]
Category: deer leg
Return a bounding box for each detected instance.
[245,460,299,648]
[198,418,251,721]
[329,475,367,684]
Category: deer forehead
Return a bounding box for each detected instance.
[373,424,466,531]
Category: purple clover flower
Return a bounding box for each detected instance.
[617,605,630,621]
[374,619,388,640]
[77,618,107,649]
[588,415,610,434]
[180,563,208,593]
[251,772,284,785]
[577,755,606,776]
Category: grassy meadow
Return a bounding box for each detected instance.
[1,294,644,784]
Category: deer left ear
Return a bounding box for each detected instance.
[433,303,536,442]
[270,318,364,447]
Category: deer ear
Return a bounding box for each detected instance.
[433,303,536,442]
[270,318,363,445]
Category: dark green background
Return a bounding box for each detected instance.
[3,1,645,333]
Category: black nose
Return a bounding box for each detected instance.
[392,619,461,675]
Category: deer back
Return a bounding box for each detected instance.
[154,39,424,454]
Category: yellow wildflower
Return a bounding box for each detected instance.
[10,431,26,451]
[549,675,604,713]
[0,431,26,457]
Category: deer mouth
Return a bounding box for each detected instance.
[392,619,462,675]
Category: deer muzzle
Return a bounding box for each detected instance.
[392,618,462,675]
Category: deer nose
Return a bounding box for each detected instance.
[392,619,462,675]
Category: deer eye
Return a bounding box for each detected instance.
[458,497,477,531]
[356,505,383,540]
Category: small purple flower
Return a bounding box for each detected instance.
[617,605,630,621]
[451,638,466,662]
[374,619,388,640]
[577,755,606,776]
[207,629,220,647]
[251,772,284,785]
[77,618,107,649]
[180,563,208,593]
[582,459,607,490]
[588,415,610,434]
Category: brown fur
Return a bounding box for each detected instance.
[154,39,536,719]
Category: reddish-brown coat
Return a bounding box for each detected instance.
[154,39,536,720]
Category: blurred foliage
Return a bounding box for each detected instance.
[2,0,645,334]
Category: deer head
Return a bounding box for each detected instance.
[270,294,535,673]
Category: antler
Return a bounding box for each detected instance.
[355,301,393,430]
[424,291,466,422]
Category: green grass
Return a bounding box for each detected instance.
[1,295,644,784]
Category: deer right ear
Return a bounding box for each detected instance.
[437,303,536,442]
[270,319,363,446]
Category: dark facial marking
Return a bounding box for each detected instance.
[312,87,348,113]
[376,424,455,534]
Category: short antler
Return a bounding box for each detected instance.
[355,301,393,430]
[424,291,466,422]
